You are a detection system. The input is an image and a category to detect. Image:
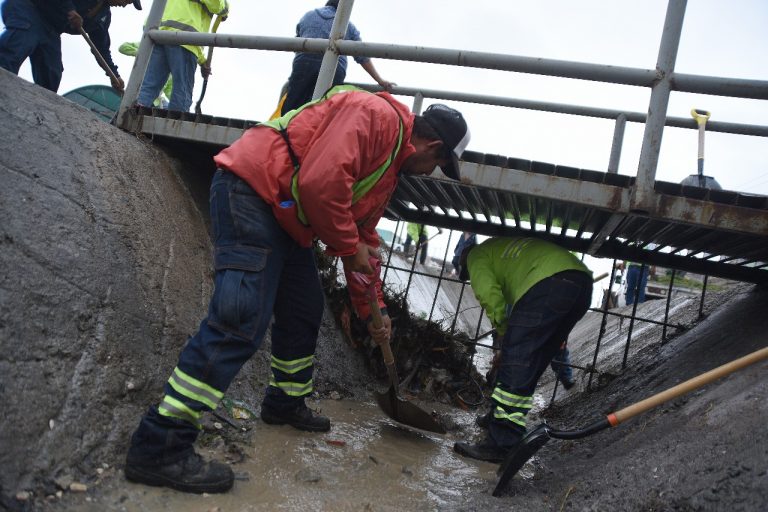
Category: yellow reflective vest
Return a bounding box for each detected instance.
[159,0,229,64]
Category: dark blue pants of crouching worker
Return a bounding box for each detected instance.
[489,270,593,449]
[127,169,325,466]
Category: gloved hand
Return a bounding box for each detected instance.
[110,75,125,93]
[367,312,391,346]
[200,64,212,79]
[67,10,83,31]
[341,242,379,275]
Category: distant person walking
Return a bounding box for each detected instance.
[0,0,140,92]
[620,261,649,306]
[280,0,395,115]
[451,232,476,275]
[454,237,592,463]
[135,0,229,112]
[404,223,441,265]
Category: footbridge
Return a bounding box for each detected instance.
[116,0,768,285]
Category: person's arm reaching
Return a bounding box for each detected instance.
[360,60,395,92]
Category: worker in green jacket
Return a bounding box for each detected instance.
[454,237,592,463]
[136,0,229,111]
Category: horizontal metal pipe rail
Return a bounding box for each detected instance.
[146,30,768,101]
[348,84,768,138]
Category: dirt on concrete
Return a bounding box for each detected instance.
[1,69,766,511]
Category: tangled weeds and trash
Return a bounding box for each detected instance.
[314,244,486,410]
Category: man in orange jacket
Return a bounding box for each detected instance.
[124,85,470,494]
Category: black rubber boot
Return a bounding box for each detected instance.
[475,408,492,429]
[124,452,234,494]
[454,437,511,463]
[261,402,331,432]
[560,376,576,390]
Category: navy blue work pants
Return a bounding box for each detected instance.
[127,170,325,465]
[0,0,62,91]
[281,55,346,115]
[489,271,592,448]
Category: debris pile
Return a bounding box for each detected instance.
[315,244,486,409]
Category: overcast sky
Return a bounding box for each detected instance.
[13,0,768,195]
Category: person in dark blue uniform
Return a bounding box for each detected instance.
[0,0,140,92]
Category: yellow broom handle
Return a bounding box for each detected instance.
[609,346,768,426]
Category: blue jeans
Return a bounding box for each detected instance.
[137,44,197,112]
[489,271,592,448]
[127,170,325,465]
[281,55,346,115]
[625,264,649,305]
[0,0,62,91]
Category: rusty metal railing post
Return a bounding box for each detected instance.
[312,0,354,100]
[607,113,627,173]
[630,0,687,212]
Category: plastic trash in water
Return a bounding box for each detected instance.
[221,397,257,420]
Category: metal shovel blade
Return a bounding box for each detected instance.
[493,423,552,497]
[376,387,446,434]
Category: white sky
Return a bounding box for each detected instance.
[12,0,768,194]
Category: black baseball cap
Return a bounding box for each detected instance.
[422,104,470,180]
[133,0,142,9]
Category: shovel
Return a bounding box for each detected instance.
[79,28,123,94]
[493,345,768,497]
[680,108,722,190]
[352,263,446,434]
[194,15,222,115]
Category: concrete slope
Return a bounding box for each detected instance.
[0,68,372,500]
[0,69,218,494]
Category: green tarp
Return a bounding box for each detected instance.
[63,85,121,122]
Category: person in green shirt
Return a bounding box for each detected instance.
[454,237,592,463]
[403,223,441,264]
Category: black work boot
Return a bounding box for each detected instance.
[454,436,512,463]
[560,375,576,390]
[475,408,492,429]
[124,451,234,494]
[261,402,331,432]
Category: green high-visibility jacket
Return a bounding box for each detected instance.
[407,223,430,240]
[467,237,590,336]
[159,0,229,64]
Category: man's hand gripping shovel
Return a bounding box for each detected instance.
[352,259,445,434]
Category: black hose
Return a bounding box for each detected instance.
[547,417,611,440]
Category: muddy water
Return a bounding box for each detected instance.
[86,399,502,512]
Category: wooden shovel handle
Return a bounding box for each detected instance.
[609,346,768,426]
[368,298,394,366]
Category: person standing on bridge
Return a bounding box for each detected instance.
[280,0,395,115]
[135,0,228,112]
[0,0,141,92]
[124,86,471,494]
[454,237,592,463]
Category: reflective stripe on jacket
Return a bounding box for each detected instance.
[213,88,416,319]
[260,85,404,227]
[159,0,228,63]
[407,223,429,241]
